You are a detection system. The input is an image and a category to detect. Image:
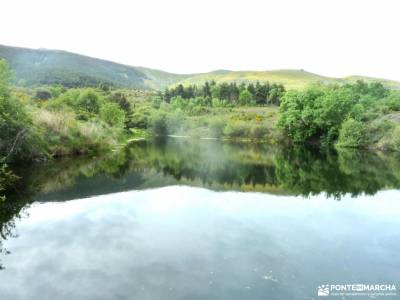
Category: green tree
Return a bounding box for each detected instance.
[278,86,357,144]
[239,90,253,105]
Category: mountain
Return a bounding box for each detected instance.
[1,44,400,90]
[0,44,186,89]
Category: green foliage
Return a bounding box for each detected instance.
[376,125,400,152]
[34,88,52,100]
[0,60,46,160]
[278,83,389,145]
[149,112,168,136]
[108,92,131,113]
[223,122,250,138]
[0,59,12,94]
[129,105,152,129]
[100,103,126,128]
[239,90,254,105]
[76,89,102,114]
[382,91,400,111]
[164,81,284,107]
[209,119,225,138]
[0,158,17,201]
[278,88,324,143]
[336,118,366,148]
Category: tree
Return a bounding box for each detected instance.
[239,90,253,105]
[202,82,212,98]
[278,85,366,145]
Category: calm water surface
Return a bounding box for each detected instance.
[1,139,399,299]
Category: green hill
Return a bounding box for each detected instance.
[1,44,399,90]
[173,69,338,90]
[173,69,400,90]
[0,44,183,89]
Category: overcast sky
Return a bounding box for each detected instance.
[1,0,399,80]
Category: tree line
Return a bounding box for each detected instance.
[163,81,285,106]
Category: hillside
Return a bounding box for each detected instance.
[173,69,338,90]
[0,44,182,89]
[173,69,400,90]
[1,44,400,90]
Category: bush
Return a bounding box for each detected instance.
[209,119,225,138]
[250,125,269,140]
[383,92,400,111]
[149,112,168,136]
[34,88,52,100]
[76,89,102,114]
[100,103,126,128]
[377,125,400,151]
[336,118,366,148]
[223,121,251,139]
[0,60,46,160]
[0,158,17,201]
[108,92,131,113]
[129,105,152,129]
[32,107,118,156]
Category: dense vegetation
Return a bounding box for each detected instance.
[2,52,400,201]
[164,81,285,106]
[278,81,400,150]
[0,58,135,199]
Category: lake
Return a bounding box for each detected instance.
[1,138,399,299]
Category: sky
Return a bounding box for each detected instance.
[1,0,400,80]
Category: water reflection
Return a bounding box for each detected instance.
[0,187,399,299]
[1,139,400,298]
[5,138,400,204]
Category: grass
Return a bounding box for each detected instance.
[30,106,120,156]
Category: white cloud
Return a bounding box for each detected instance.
[1,0,399,80]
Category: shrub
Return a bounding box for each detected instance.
[250,125,269,140]
[108,92,131,113]
[149,112,168,136]
[336,118,366,148]
[223,121,250,139]
[34,88,52,100]
[0,158,17,201]
[209,119,225,138]
[76,89,102,114]
[129,105,152,129]
[383,92,400,111]
[377,125,400,151]
[100,102,126,128]
[0,60,45,159]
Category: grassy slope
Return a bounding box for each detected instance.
[2,44,400,90]
[134,67,193,90]
[174,69,400,90]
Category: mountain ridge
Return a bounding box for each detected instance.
[1,44,399,90]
